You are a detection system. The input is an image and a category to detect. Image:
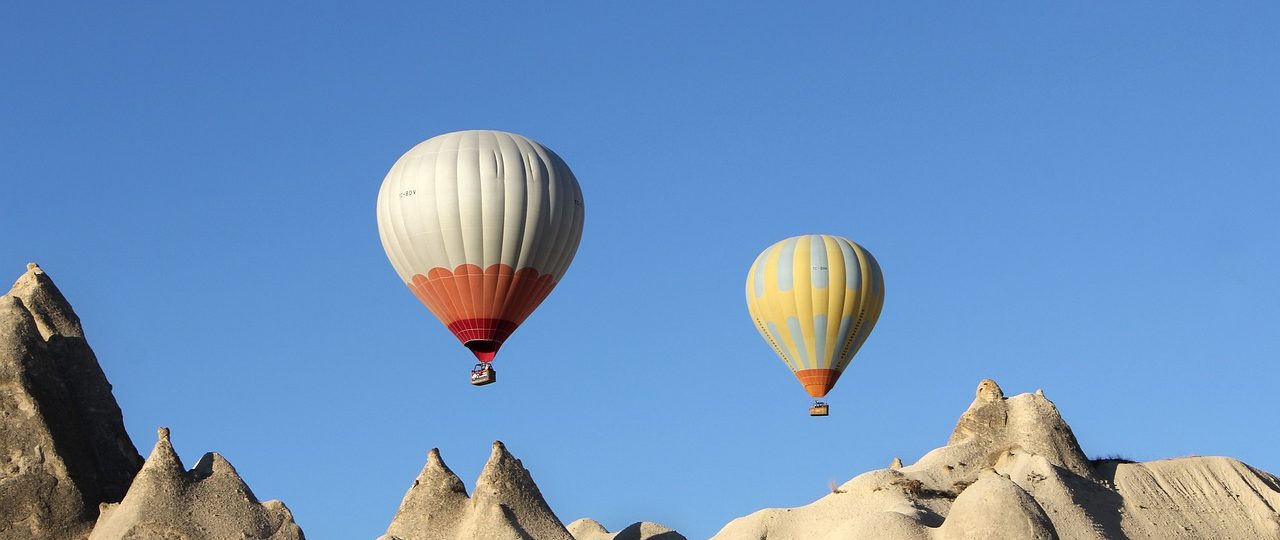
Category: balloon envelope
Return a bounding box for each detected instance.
[376,130,585,362]
[745,235,884,398]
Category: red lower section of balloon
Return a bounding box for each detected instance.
[407,263,560,362]
[464,339,502,363]
[446,318,517,362]
[446,318,519,344]
[795,369,842,398]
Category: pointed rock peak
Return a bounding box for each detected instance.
[94,431,304,540]
[475,439,553,506]
[140,426,185,477]
[414,447,467,496]
[890,457,904,470]
[976,379,1003,402]
[384,448,470,539]
[193,452,216,478]
[478,439,525,483]
[426,447,445,468]
[490,440,513,460]
[949,379,1011,445]
[1035,388,1045,397]
[193,451,240,479]
[189,451,261,504]
[474,440,565,526]
[7,262,82,339]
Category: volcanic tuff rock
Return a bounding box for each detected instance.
[1,264,305,539]
[380,442,688,540]
[567,518,687,540]
[90,427,305,540]
[10,264,1278,539]
[711,379,1280,540]
[383,441,577,540]
[0,264,143,539]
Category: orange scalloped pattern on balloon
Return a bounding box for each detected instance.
[408,264,558,347]
[795,369,842,398]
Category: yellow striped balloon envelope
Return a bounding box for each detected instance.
[376,130,585,373]
[745,235,884,411]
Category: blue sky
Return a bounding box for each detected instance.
[3,3,1277,539]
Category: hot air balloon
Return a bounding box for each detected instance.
[745,235,884,415]
[376,130,585,385]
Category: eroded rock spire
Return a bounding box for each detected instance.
[91,428,304,539]
[0,264,143,539]
[383,441,573,540]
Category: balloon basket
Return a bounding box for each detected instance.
[809,402,829,417]
[469,364,497,386]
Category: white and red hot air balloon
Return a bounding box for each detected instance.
[376,130,585,385]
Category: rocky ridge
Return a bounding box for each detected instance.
[90,427,304,539]
[6,263,1275,539]
[711,379,1280,540]
[2,264,681,539]
[381,443,685,540]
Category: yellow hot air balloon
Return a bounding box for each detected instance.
[376,130,585,386]
[745,235,884,416]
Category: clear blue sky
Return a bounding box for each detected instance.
[3,3,1277,539]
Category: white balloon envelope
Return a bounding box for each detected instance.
[376,130,585,365]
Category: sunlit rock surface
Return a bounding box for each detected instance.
[2,265,303,539]
[0,264,142,539]
[712,379,1280,540]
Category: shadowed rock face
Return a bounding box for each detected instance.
[0,264,143,539]
[90,427,305,540]
[712,379,1280,540]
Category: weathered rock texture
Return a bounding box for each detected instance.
[712,379,1280,540]
[382,443,687,540]
[382,441,576,540]
[567,518,687,540]
[90,427,305,540]
[1,264,305,539]
[0,264,143,539]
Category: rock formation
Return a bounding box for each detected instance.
[382,441,576,540]
[382,442,687,540]
[0,264,143,539]
[10,264,1277,539]
[567,518,687,540]
[1,264,305,539]
[90,427,304,540]
[711,379,1280,539]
